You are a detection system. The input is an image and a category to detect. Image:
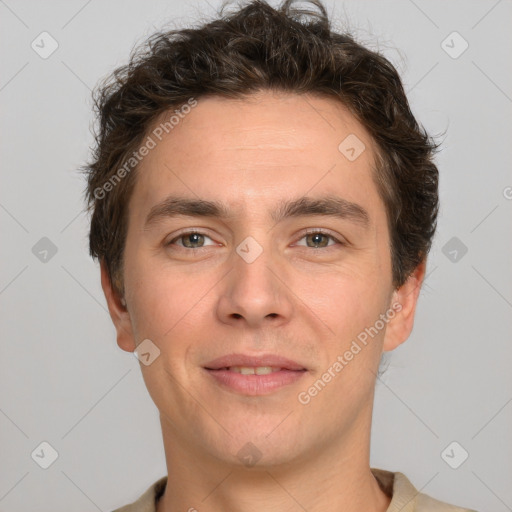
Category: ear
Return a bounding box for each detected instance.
[382,259,426,352]
[100,259,136,352]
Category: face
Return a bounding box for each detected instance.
[103,91,423,468]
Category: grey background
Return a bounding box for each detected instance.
[1,0,511,511]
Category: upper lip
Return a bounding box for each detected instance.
[204,353,306,371]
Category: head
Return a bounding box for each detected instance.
[83,0,438,468]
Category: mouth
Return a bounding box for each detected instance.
[219,366,285,375]
[203,354,307,395]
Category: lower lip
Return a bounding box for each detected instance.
[204,368,306,395]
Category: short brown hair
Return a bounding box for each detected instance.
[83,0,439,295]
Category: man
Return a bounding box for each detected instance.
[83,1,478,510]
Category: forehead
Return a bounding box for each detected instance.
[129,91,384,223]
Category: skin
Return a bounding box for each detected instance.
[101,91,425,512]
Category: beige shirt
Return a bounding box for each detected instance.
[112,468,478,512]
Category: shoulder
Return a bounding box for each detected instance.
[111,476,167,512]
[371,468,479,512]
[416,489,478,512]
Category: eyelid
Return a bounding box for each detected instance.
[165,227,347,249]
[295,227,346,246]
[166,229,217,247]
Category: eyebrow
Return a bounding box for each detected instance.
[144,194,370,229]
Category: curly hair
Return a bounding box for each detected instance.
[82,0,439,296]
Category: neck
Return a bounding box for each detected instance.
[156,407,391,512]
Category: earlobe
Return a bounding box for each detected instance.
[382,260,426,352]
[100,259,136,352]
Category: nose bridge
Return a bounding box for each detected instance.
[233,234,279,302]
[217,234,292,326]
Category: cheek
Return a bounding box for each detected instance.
[297,262,391,339]
[130,273,195,342]
[123,242,189,343]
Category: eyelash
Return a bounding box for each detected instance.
[166,228,344,250]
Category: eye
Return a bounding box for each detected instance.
[167,230,216,249]
[165,229,344,251]
[295,229,343,249]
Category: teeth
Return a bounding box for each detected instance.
[229,366,281,375]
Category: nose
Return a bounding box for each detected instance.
[215,241,293,329]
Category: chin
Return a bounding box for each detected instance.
[210,422,307,466]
